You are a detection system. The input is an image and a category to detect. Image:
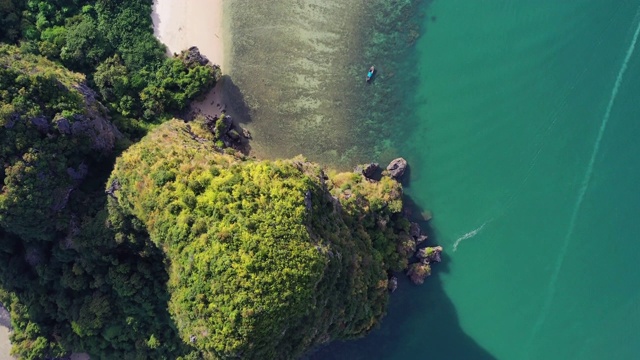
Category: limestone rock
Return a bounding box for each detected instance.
[407,262,432,285]
[388,276,398,293]
[409,222,421,239]
[417,246,443,264]
[396,233,416,258]
[56,117,71,134]
[386,157,407,179]
[72,83,122,153]
[30,116,50,133]
[242,127,252,139]
[106,178,121,198]
[362,163,379,179]
[416,234,428,245]
[182,46,210,66]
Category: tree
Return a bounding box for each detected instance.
[0,0,23,42]
[60,15,108,70]
[94,54,133,114]
[107,119,408,359]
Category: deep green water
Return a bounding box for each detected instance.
[311,1,640,359]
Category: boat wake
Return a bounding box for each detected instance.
[453,221,490,252]
[525,9,640,354]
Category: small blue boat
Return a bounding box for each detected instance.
[366,66,375,82]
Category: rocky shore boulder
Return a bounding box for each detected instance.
[396,233,417,258]
[354,163,379,180]
[407,262,432,285]
[388,276,398,293]
[406,245,442,285]
[409,222,421,238]
[242,127,252,139]
[363,163,379,179]
[386,157,407,179]
[417,246,443,264]
[181,46,210,66]
[409,222,428,244]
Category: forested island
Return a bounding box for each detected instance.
[0,0,440,359]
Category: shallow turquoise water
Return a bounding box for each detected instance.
[313,1,640,359]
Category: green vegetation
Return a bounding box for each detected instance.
[0,3,421,359]
[0,44,105,242]
[2,0,220,126]
[0,44,191,359]
[108,119,409,359]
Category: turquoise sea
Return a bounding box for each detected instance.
[309,0,640,359]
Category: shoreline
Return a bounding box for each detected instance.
[0,305,12,360]
[151,0,226,69]
[152,0,234,131]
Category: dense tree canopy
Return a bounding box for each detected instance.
[0,44,108,241]
[3,0,220,125]
[108,119,409,359]
[0,45,195,359]
[0,2,426,359]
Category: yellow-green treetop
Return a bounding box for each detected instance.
[108,119,409,359]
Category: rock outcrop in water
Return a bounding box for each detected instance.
[386,157,408,179]
[355,162,380,180]
[418,246,443,264]
[408,246,443,285]
[407,262,432,285]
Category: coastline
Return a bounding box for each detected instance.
[152,0,233,129]
[0,305,12,360]
[151,0,226,69]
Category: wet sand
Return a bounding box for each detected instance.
[0,306,13,360]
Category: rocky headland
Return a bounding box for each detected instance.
[357,158,443,287]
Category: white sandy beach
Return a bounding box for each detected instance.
[0,327,12,360]
[0,306,13,360]
[152,0,233,121]
[152,0,226,69]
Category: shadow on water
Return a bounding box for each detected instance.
[215,75,254,155]
[187,74,253,125]
[307,196,496,360]
[216,75,253,126]
[308,265,497,360]
[186,74,255,154]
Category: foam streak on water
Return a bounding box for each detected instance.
[453,221,489,252]
[525,9,640,353]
